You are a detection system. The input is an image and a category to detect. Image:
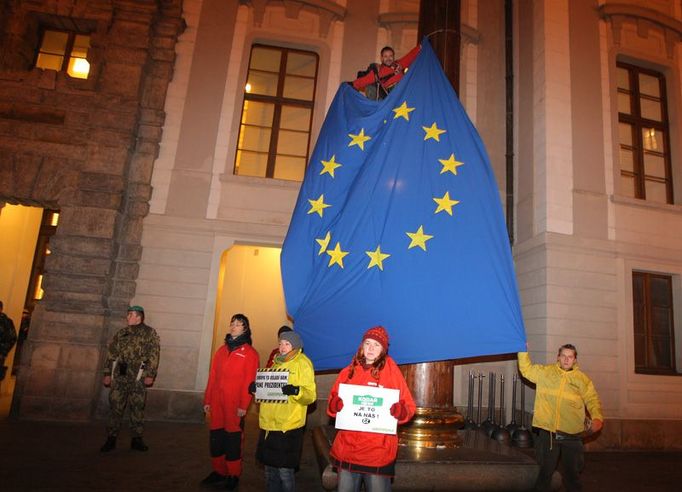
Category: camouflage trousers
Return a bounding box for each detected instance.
[107,377,147,438]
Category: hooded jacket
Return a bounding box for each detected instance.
[518,352,603,435]
[258,349,316,432]
[327,355,415,473]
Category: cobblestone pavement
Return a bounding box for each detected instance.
[1,415,681,491]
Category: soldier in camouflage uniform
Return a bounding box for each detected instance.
[100,305,160,452]
[0,300,18,381]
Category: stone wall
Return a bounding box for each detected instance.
[0,0,185,420]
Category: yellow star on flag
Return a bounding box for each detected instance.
[307,194,331,217]
[433,191,460,215]
[392,101,415,121]
[326,242,349,268]
[406,226,434,251]
[315,231,331,255]
[423,122,446,141]
[365,245,391,271]
[438,153,464,175]
[320,155,342,178]
[348,128,371,150]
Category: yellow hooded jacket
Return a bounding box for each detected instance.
[518,352,603,435]
[258,349,317,432]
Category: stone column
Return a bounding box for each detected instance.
[396,0,464,448]
[417,0,461,94]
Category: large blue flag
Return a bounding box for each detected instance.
[281,40,526,370]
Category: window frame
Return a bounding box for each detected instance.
[632,271,677,375]
[33,27,90,78]
[617,61,674,204]
[233,44,319,181]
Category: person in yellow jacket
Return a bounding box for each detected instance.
[255,331,316,491]
[518,344,603,492]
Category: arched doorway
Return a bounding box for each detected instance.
[211,244,289,365]
[0,204,50,417]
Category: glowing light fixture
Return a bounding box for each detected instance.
[68,57,90,79]
[34,275,44,300]
[245,83,252,93]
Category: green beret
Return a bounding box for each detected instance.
[127,305,145,313]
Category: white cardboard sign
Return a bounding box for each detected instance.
[255,369,289,402]
[334,383,400,435]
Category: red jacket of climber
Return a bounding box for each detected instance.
[351,45,420,100]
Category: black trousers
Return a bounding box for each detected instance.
[534,429,584,492]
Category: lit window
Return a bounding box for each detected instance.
[49,211,59,226]
[617,63,673,204]
[234,45,319,181]
[35,30,91,79]
[632,271,677,374]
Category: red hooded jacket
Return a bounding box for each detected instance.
[327,355,415,473]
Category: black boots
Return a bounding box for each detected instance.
[200,471,226,487]
[99,436,116,452]
[225,476,239,490]
[199,472,236,489]
[130,436,149,451]
[101,435,148,452]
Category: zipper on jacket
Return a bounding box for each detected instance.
[554,371,567,432]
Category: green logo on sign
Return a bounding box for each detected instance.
[352,394,384,407]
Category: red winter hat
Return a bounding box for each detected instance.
[362,326,389,349]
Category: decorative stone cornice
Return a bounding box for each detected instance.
[461,24,480,45]
[598,3,682,58]
[240,0,346,38]
[378,11,417,26]
[378,11,479,46]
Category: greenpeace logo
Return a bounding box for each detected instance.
[352,394,384,407]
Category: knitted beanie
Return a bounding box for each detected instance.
[279,330,303,351]
[362,326,389,349]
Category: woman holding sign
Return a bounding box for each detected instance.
[256,330,316,492]
[202,313,259,490]
[327,326,415,492]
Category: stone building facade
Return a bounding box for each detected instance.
[1,0,682,449]
[0,0,185,419]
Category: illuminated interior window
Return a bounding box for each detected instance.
[234,44,319,181]
[616,62,672,204]
[35,30,91,80]
[632,271,677,374]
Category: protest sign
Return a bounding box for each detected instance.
[334,383,400,435]
[255,369,289,403]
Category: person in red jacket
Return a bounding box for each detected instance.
[201,313,259,490]
[352,45,420,100]
[265,325,292,368]
[327,326,416,492]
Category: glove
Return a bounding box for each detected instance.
[590,418,603,433]
[390,400,408,421]
[248,381,256,395]
[281,384,300,396]
[328,392,344,413]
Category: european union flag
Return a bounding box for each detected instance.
[281,40,526,370]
